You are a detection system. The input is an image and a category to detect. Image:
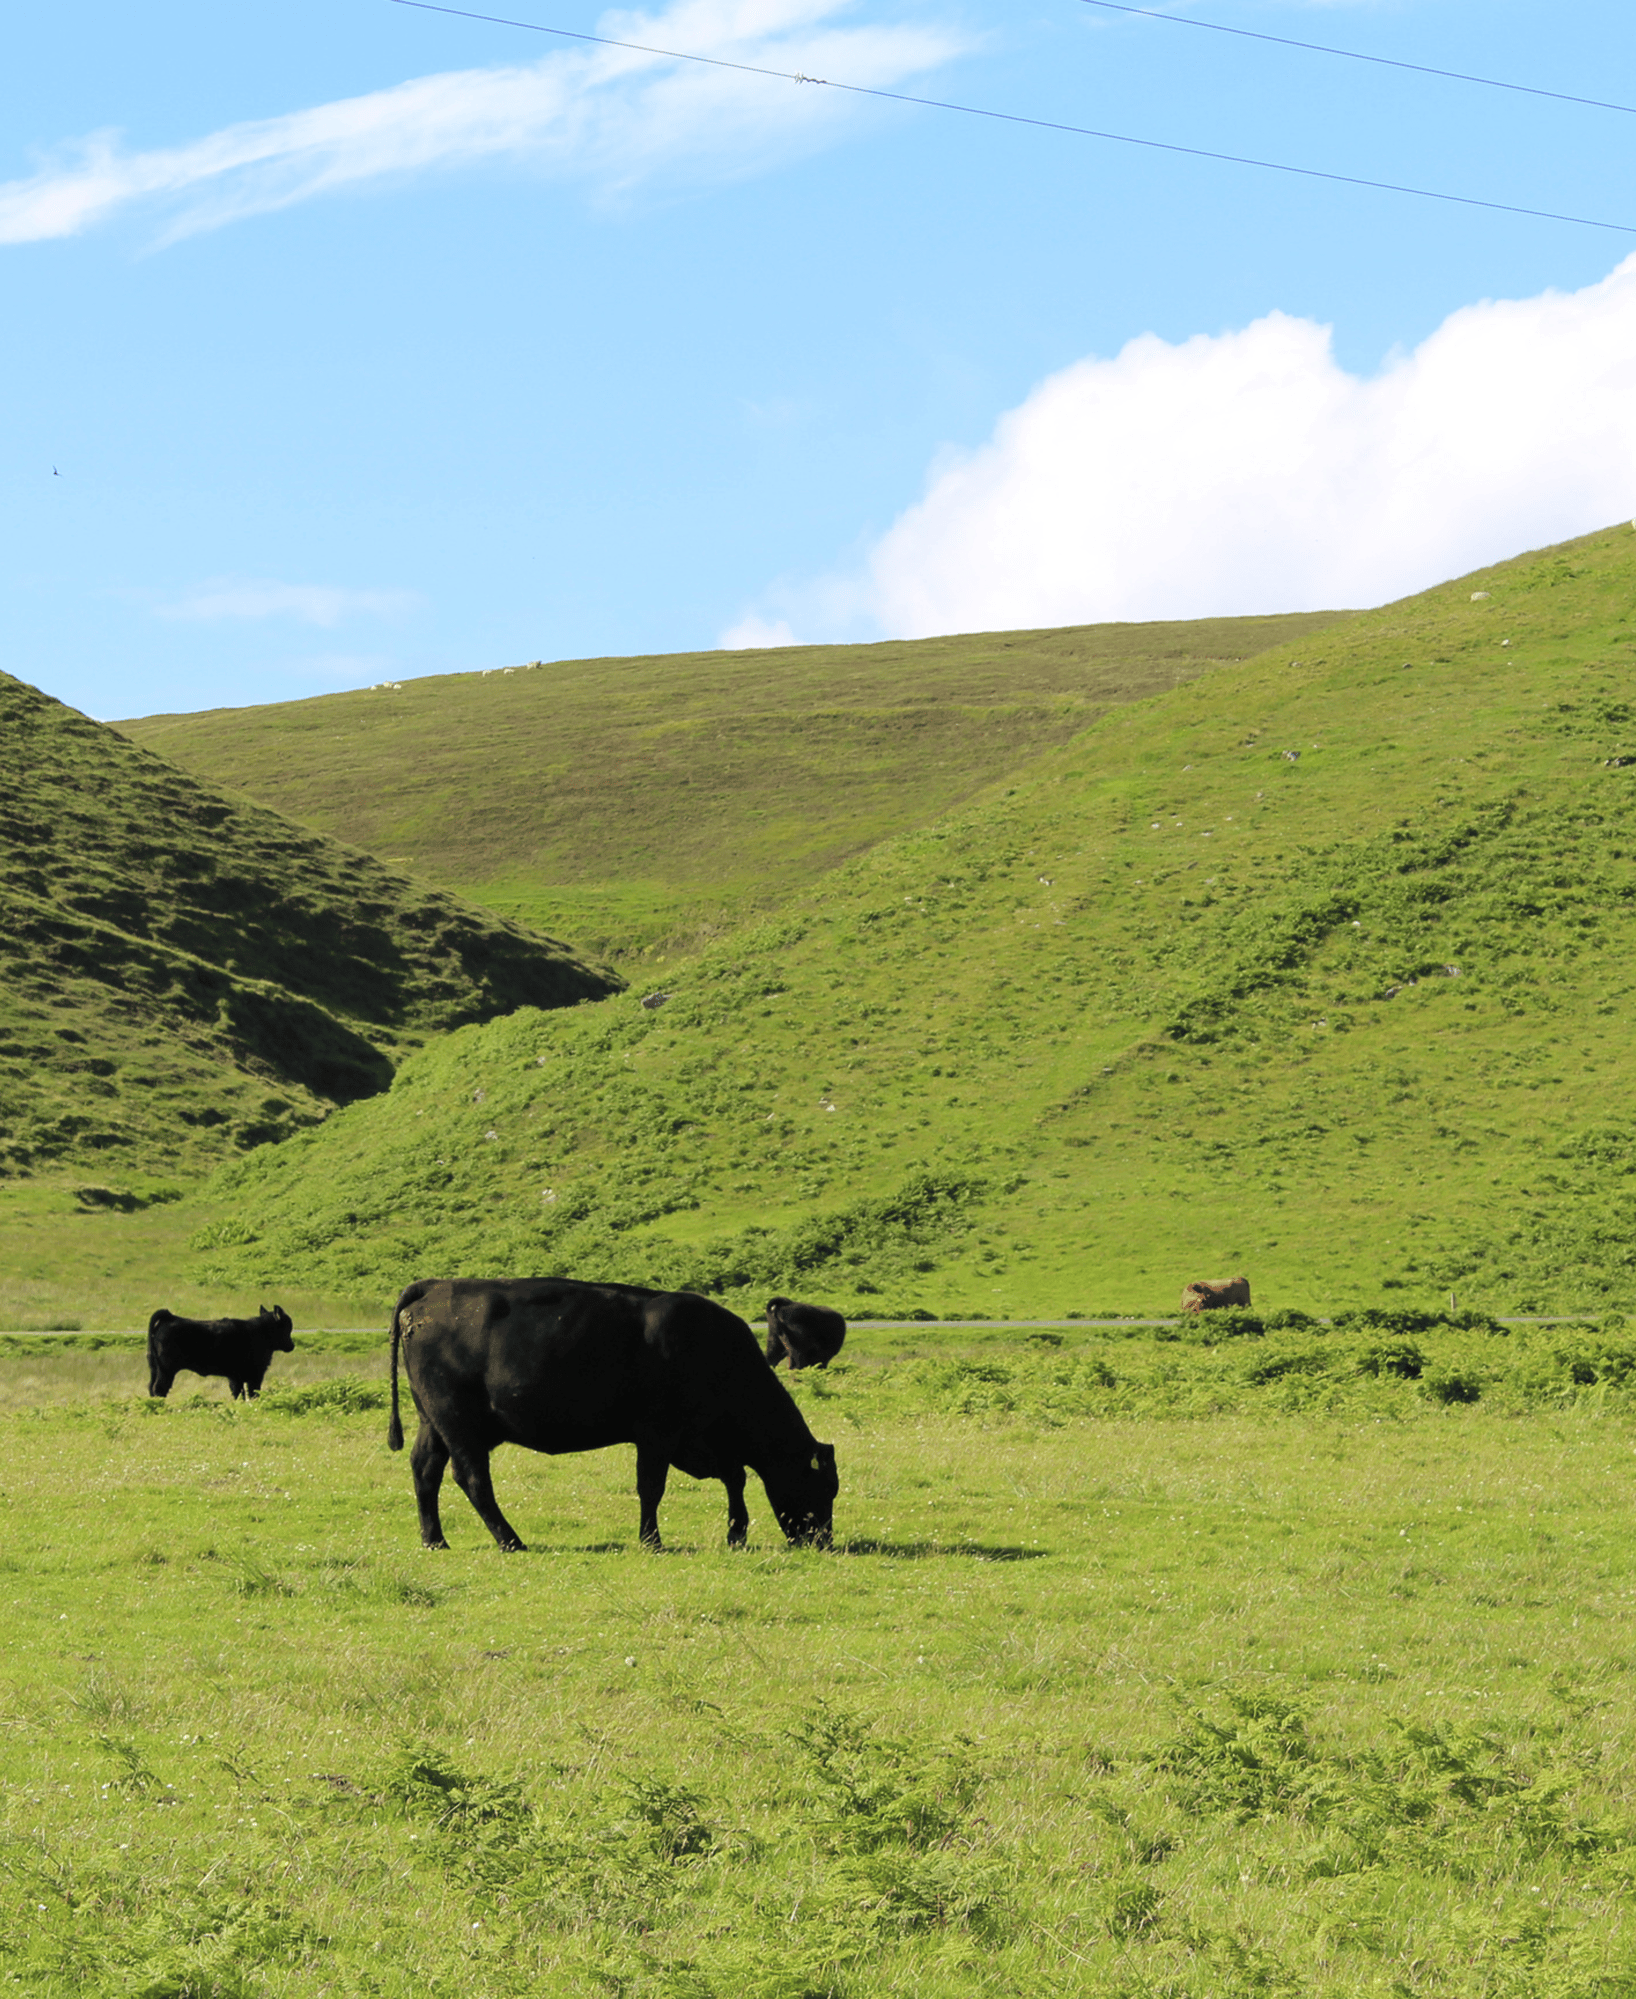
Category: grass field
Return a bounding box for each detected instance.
[2,1324,1633,1996]
[14,520,1636,1998]
[180,524,1636,1322]
[117,612,1351,964]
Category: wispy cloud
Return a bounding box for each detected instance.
[719,611,798,648]
[0,1,968,246]
[281,652,402,685]
[153,579,423,627]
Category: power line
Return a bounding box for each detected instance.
[388,0,1636,236]
[1080,0,1636,120]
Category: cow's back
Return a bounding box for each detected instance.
[397,1278,765,1454]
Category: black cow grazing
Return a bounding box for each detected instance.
[764,1296,847,1371]
[146,1305,294,1399]
[387,1278,838,1553]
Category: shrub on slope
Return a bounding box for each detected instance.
[201,527,1636,1315]
[0,672,617,1177]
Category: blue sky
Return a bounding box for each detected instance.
[5,1,1634,718]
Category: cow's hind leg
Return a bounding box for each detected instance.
[446,1442,526,1553]
[148,1369,173,1398]
[411,1422,453,1548]
[636,1444,669,1550]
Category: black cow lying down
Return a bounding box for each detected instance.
[147,1305,294,1400]
[764,1296,847,1371]
[388,1278,837,1552]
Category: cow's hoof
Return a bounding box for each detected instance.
[422,1538,451,1551]
[498,1538,527,1553]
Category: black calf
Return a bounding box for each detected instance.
[146,1304,294,1400]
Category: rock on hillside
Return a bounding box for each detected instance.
[0,671,618,1178]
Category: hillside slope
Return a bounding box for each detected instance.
[0,672,617,1180]
[117,612,1351,961]
[195,526,1636,1318]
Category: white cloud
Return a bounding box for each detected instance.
[154,579,423,626]
[719,612,798,648]
[856,254,1636,635]
[0,1,968,245]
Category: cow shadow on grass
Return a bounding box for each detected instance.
[503,1539,1047,1560]
[836,1538,1048,1562]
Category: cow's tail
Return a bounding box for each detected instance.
[388,1298,407,1451]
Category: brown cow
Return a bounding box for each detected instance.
[1180,1276,1251,1314]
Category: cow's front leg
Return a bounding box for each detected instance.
[411,1422,453,1548]
[447,1445,526,1552]
[723,1468,749,1548]
[228,1377,246,1400]
[635,1444,669,1550]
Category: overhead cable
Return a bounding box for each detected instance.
[388,0,1636,235]
[1080,1,1636,121]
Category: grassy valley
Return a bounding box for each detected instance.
[187,526,1636,1321]
[3,1335,1633,1996]
[117,611,1350,964]
[0,670,616,1194]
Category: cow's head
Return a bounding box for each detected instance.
[260,1304,295,1351]
[763,1440,837,1547]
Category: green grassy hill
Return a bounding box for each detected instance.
[0,670,617,1186]
[117,611,1351,962]
[192,525,1636,1319]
